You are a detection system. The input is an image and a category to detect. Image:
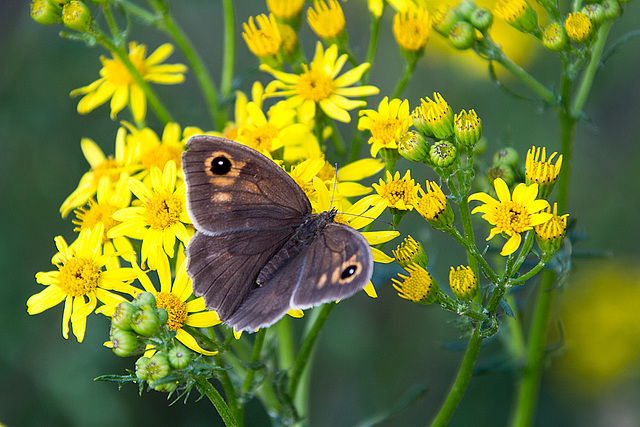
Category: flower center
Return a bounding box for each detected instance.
[92,158,122,187]
[56,257,101,297]
[73,201,119,241]
[297,65,335,102]
[240,123,280,152]
[155,292,188,331]
[393,266,434,303]
[380,179,414,208]
[141,145,183,171]
[496,201,530,235]
[371,119,402,143]
[144,193,183,230]
[416,192,446,220]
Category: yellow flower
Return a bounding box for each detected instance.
[371,170,420,211]
[358,97,411,157]
[525,145,562,199]
[72,174,134,267]
[495,0,538,33]
[60,128,140,218]
[133,250,221,355]
[393,235,429,269]
[565,12,593,43]
[534,202,569,254]
[449,266,478,302]
[108,161,191,269]
[267,0,305,20]
[392,263,438,303]
[413,92,454,139]
[307,0,346,41]
[393,6,431,52]
[261,42,379,123]
[70,42,186,122]
[413,180,455,229]
[468,178,552,256]
[28,224,138,342]
[242,14,282,60]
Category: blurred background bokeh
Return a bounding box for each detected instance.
[2,0,640,425]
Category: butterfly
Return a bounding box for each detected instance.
[182,135,374,332]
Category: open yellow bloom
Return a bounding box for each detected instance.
[358,97,411,157]
[28,224,138,342]
[307,0,346,41]
[108,161,191,269]
[393,6,431,52]
[133,250,221,355]
[242,14,282,59]
[261,42,379,123]
[70,42,186,122]
[468,178,552,256]
[371,170,420,211]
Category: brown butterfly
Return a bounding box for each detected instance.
[182,136,373,332]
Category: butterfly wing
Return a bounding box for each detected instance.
[227,223,374,332]
[182,135,313,319]
[182,135,311,234]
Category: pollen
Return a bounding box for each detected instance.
[240,123,280,152]
[155,292,188,331]
[414,182,447,220]
[56,257,101,297]
[495,200,530,235]
[144,193,183,230]
[371,119,403,143]
[565,12,592,43]
[380,177,415,208]
[296,65,335,101]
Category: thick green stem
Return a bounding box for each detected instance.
[491,49,556,105]
[195,376,239,427]
[430,327,482,427]
[456,197,480,281]
[392,54,417,99]
[362,14,381,85]
[221,0,235,104]
[241,329,266,395]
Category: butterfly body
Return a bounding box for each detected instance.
[182,136,373,332]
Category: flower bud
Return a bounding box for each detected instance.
[534,203,569,254]
[62,1,92,32]
[133,291,157,310]
[487,164,515,186]
[470,7,493,32]
[168,344,192,369]
[110,328,139,357]
[417,93,455,139]
[601,0,621,20]
[430,141,457,167]
[398,131,429,162]
[392,264,440,304]
[157,307,169,326]
[152,381,178,393]
[131,308,161,337]
[495,0,538,34]
[449,266,479,302]
[30,0,62,25]
[146,353,171,382]
[432,6,460,37]
[455,0,478,19]
[111,301,137,330]
[449,21,476,50]
[135,356,151,381]
[565,12,593,43]
[393,236,429,269]
[542,22,568,52]
[414,181,455,230]
[581,4,605,26]
[455,109,482,146]
[493,147,520,168]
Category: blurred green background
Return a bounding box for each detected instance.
[2,1,640,426]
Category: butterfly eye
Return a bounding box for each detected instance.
[341,265,359,280]
[210,156,232,175]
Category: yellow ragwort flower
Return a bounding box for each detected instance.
[70,42,186,122]
[468,178,552,256]
[495,0,538,33]
[393,235,429,269]
[371,170,419,211]
[108,160,191,269]
[413,92,454,139]
[267,0,305,20]
[28,224,138,342]
[307,0,346,41]
[449,265,478,302]
[133,250,220,355]
[414,180,454,229]
[261,42,379,123]
[534,202,569,253]
[525,145,563,198]
[393,6,431,52]
[124,122,188,179]
[392,263,438,303]
[358,97,412,157]
[242,14,282,59]
[565,12,593,43]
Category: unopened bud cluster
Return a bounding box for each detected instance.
[432,1,494,50]
[30,0,93,31]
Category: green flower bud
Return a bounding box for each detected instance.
[542,22,568,52]
[168,344,192,369]
[398,131,429,162]
[152,381,178,393]
[110,328,139,357]
[147,353,171,382]
[470,7,493,32]
[493,147,520,168]
[133,291,157,310]
[449,21,476,50]
[581,4,605,26]
[157,307,169,326]
[432,6,460,37]
[496,0,538,34]
[30,0,62,25]
[430,141,457,167]
[449,266,479,302]
[412,106,433,138]
[455,0,478,19]
[534,203,568,255]
[454,109,482,146]
[393,236,429,270]
[601,0,621,20]
[131,308,161,337]
[487,164,515,186]
[135,356,151,381]
[62,1,92,32]
[565,12,593,43]
[111,301,137,331]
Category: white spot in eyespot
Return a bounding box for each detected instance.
[317,273,328,289]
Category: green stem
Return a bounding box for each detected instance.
[391,54,418,99]
[430,327,482,427]
[241,329,266,395]
[571,22,613,119]
[362,14,381,85]
[277,317,296,370]
[195,376,239,427]
[509,270,556,427]
[213,356,242,423]
[456,196,480,281]
[101,4,123,42]
[221,0,235,103]
[147,0,224,129]
[97,35,174,124]
[444,226,499,284]
[288,303,335,397]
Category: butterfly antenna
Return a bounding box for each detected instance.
[338,212,394,228]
